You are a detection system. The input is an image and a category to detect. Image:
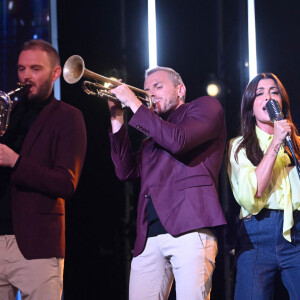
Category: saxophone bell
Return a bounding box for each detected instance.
[0,83,31,136]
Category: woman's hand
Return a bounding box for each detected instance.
[272,119,291,147]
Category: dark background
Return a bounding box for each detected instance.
[1,0,300,299]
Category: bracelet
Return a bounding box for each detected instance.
[265,151,277,157]
[268,143,280,154]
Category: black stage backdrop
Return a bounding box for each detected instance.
[56,1,300,299]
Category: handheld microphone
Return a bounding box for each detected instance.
[266,99,293,146]
[265,99,300,179]
[265,99,284,122]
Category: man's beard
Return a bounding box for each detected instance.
[27,78,53,102]
[158,95,179,116]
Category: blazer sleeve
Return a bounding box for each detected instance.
[11,107,87,199]
[109,124,141,181]
[129,96,225,155]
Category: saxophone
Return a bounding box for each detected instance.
[0,83,31,136]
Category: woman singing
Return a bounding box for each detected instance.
[227,73,300,299]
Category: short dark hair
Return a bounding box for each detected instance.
[21,39,60,67]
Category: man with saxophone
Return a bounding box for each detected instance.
[0,39,86,299]
[108,66,226,300]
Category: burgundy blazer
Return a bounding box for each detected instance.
[110,96,227,257]
[10,97,87,259]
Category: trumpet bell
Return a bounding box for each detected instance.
[62,55,153,108]
[63,55,85,84]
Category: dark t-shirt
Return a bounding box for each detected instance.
[147,196,167,237]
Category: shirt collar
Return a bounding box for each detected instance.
[255,125,273,141]
[255,125,274,151]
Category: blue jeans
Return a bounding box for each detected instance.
[234,209,300,300]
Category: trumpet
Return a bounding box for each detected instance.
[63,55,153,108]
[0,83,31,136]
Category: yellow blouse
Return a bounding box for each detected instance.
[227,126,300,242]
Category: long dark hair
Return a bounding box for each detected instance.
[235,73,300,165]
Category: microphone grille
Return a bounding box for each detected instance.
[265,99,284,122]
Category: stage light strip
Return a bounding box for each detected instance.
[50,0,61,100]
[247,0,257,80]
[148,0,157,68]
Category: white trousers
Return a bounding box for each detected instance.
[129,229,218,300]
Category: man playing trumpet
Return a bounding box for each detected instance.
[108,66,226,300]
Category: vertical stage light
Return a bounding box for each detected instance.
[247,0,257,81]
[50,0,61,100]
[148,0,157,68]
